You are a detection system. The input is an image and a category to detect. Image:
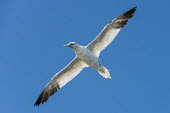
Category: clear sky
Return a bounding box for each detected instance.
[1,0,170,113]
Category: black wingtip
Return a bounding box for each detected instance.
[125,6,137,15]
[127,6,137,14]
[131,6,137,10]
[130,6,137,14]
[34,84,60,106]
[34,90,45,106]
[112,6,137,29]
[133,6,137,9]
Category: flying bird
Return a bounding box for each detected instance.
[34,7,137,106]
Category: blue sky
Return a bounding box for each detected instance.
[1,0,170,113]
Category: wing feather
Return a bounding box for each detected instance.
[34,57,87,106]
[87,7,136,57]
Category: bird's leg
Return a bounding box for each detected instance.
[98,61,101,66]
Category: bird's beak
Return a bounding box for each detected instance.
[64,44,70,47]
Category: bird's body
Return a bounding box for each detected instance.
[73,45,101,70]
[34,7,137,106]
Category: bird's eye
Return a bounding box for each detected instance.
[70,43,74,45]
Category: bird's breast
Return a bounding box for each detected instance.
[76,47,100,68]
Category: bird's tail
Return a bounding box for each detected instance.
[98,66,111,79]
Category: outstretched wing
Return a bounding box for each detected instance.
[34,57,88,106]
[87,7,136,58]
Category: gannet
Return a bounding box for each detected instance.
[34,7,136,106]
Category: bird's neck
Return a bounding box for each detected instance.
[72,45,84,55]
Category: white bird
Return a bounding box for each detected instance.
[34,7,136,106]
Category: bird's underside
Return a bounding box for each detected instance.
[34,7,137,106]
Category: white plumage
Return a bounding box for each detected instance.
[34,7,136,106]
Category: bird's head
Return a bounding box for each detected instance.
[64,42,79,49]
